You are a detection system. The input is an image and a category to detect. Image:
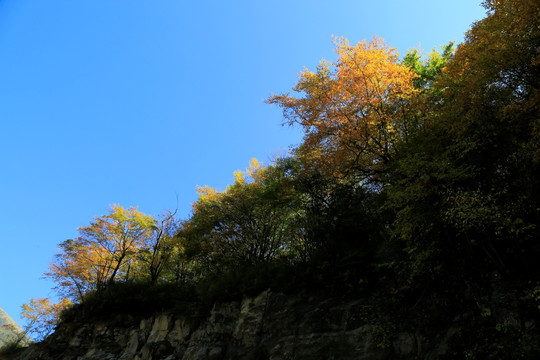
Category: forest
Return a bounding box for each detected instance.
[17,0,540,357]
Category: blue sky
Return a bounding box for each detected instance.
[0,0,486,326]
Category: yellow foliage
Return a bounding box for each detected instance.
[21,297,72,340]
[246,158,264,183]
[233,170,246,185]
[196,185,218,202]
[268,37,418,178]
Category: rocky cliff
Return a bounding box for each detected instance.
[13,290,450,360]
[0,307,31,350]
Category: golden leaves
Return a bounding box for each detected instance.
[46,206,158,300]
[268,37,418,179]
[21,297,73,340]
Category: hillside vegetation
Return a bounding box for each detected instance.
[20,0,540,357]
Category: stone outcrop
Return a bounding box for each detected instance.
[0,307,32,349]
[13,290,445,360]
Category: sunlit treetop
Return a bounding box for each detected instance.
[267,37,418,180]
[194,158,266,207]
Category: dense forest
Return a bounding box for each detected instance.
[14,0,540,357]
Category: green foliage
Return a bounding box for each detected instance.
[179,158,304,273]
[403,42,454,90]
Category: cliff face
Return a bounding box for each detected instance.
[14,290,448,360]
[0,307,31,349]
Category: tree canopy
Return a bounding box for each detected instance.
[267,37,418,180]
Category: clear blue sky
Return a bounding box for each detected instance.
[0,0,486,326]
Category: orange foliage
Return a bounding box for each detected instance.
[21,297,72,340]
[267,37,418,179]
[45,206,155,301]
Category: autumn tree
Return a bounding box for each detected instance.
[267,37,418,180]
[46,238,102,301]
[78,205,154,286]
[46,206,155,300]
[21,298,72,341]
